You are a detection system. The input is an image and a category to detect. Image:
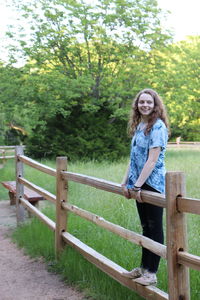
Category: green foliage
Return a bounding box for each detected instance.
[2,0,171,159]
[148,36,200,140]
[1,0,199,160]
[25,106,130,160]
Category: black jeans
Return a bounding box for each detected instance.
[136,183,164,273]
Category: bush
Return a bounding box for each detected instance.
[25,105,130,161]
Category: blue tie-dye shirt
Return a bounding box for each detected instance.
[127,119,168,194]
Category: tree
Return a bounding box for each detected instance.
[3,0,172,158]
[0,63,29,144]
[147,36,200,140]
[8,0,171,114]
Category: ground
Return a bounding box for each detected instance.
[0,200,85,300]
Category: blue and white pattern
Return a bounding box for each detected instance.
[127,119,168,193]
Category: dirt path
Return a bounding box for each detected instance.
[0,200,85,300]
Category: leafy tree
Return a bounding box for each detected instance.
[8,0,170,110]
[148,36,200,140]
[3,0,172,158]
[0,63,28,144]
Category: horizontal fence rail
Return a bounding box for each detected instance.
[168,142,200,145]
[177,196,200,215]
[0,146,16,161]
[62,202,167,259]
[18,177,56,203]
[178,251,200,271]
[13,146,200,300]
[0,145,18,149]
[20,197,55,231]
[18,155,56,177]
[62,231,168,300]
[0,149,15,152]
[0,155,15,159]
[62,171,123,195]
[62,171,166,208]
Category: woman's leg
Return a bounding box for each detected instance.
[136,184,164,273]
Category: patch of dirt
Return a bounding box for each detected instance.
[0,201,85,300]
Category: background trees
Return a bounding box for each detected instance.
[0,0,199,159]
[149,36,200,140]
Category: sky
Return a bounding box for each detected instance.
[157,0,200,40]
[0,0,200,63]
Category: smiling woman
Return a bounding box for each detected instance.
[137,93,155,120]
[121,88,169,286]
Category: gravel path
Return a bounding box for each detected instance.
[0,200,85,300]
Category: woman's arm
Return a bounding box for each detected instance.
[134,147,161,202]
[121,147,161,200]
[135,147,161,188]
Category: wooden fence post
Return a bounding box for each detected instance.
[15,146,25,225]
[166,171,190,300]
[55,157,68,259]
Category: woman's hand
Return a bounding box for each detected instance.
[121,184,131,199]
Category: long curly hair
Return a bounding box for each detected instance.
[128,88,170,136]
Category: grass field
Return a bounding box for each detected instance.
[0,149,200,299]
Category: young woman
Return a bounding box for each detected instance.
[121,88,169,286]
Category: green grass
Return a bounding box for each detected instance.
[0,159,16,199]
[1,149,200,299]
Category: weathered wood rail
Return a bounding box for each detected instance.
[15,146,200,300]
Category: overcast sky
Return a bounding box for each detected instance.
[157,0,200,40]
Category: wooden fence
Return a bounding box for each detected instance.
[14,146,200,300]
[0,145,16,161]
[167,141,200,149]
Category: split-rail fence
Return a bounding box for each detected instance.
[0,145,16,162]
[14,146,200,300]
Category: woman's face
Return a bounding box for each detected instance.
[137,93,154,119]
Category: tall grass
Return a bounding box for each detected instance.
[1,149,200,299]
